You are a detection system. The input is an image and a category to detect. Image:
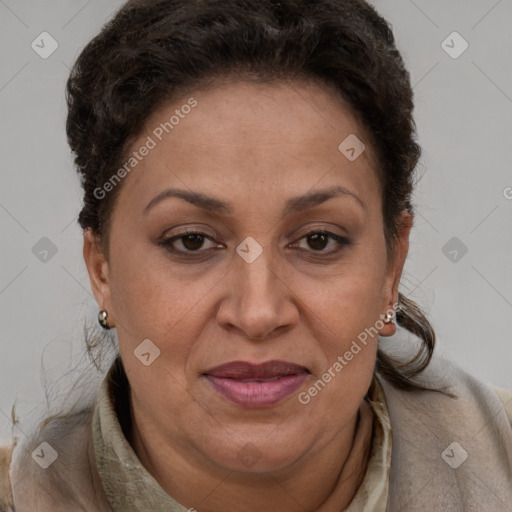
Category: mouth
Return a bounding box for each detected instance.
[202,360,311,408]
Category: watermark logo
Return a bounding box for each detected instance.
[152,98,198,141]
[31,32,59,59]
[298,303,398,405]
[441,441,468,469]
[94,98,198,200]
[32,441,58,469]
[134,339,161,366]
[338,134,366,162]
[441,31,469,59]
[32,237,58,263]
[442,236,468,263]
[237,442,263,468]
[236,236,263,263]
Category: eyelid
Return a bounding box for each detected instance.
[158,227,351,257]
[289,230,351,253]
[159,229,221,249]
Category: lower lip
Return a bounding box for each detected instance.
[204,373,309,408]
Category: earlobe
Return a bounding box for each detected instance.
[380,309,398,337]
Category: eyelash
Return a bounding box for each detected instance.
[157,229,351,257]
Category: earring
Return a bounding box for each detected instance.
[383,311,395,324]
[98,310,111,330]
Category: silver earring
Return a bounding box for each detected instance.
[98,310,111,330]
[383,312,394,324]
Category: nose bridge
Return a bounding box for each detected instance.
[235,237,279,304]
[225,237,291,338]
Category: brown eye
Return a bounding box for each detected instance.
[158,229,350,258]
[181,233,206,251]
[307,232,329,251]
[158,230,220,254]
[292,231,351,254]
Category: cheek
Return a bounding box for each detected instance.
[301,276,381,411]
[109,246,219,335]
[296,260,384,401]
[303,259,386,341]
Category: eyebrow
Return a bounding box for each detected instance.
[143,185,366,216]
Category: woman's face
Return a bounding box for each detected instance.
[85,79,411,473]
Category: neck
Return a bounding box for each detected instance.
[128,398,374,512]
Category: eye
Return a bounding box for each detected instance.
[158,229,351,257]
[291,230,351,254]
[158,230,222,254]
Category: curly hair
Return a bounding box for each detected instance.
[66,0,445,394]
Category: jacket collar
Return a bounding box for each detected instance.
[92,358,392,511]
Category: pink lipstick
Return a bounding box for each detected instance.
[203,360,310,408]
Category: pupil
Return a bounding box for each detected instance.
[183,234,204,250]
[308,233,328,251]
[180,233,329,251]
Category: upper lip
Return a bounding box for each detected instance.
[204,360,310,380]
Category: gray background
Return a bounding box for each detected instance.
[1,0,511,445]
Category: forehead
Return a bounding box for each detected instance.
[114,79,381,218]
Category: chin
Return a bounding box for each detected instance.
[199,430,309,474]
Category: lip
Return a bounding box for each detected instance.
[203,360,310,408]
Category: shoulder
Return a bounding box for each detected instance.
[0,443,14,511]
[379,332,512,432]
[377,338,512,508]
[491,385,512,426]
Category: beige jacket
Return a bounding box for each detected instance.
[0,370,392,511]
[1,334,512,511]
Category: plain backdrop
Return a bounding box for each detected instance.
[0,0,511,445]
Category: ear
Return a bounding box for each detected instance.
[83,228,115,328]
[378,210,413,337]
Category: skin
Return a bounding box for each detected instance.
[83,78,412,511]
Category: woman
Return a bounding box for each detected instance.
[1,0,511,510]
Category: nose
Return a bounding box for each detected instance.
[216,244,298,341]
